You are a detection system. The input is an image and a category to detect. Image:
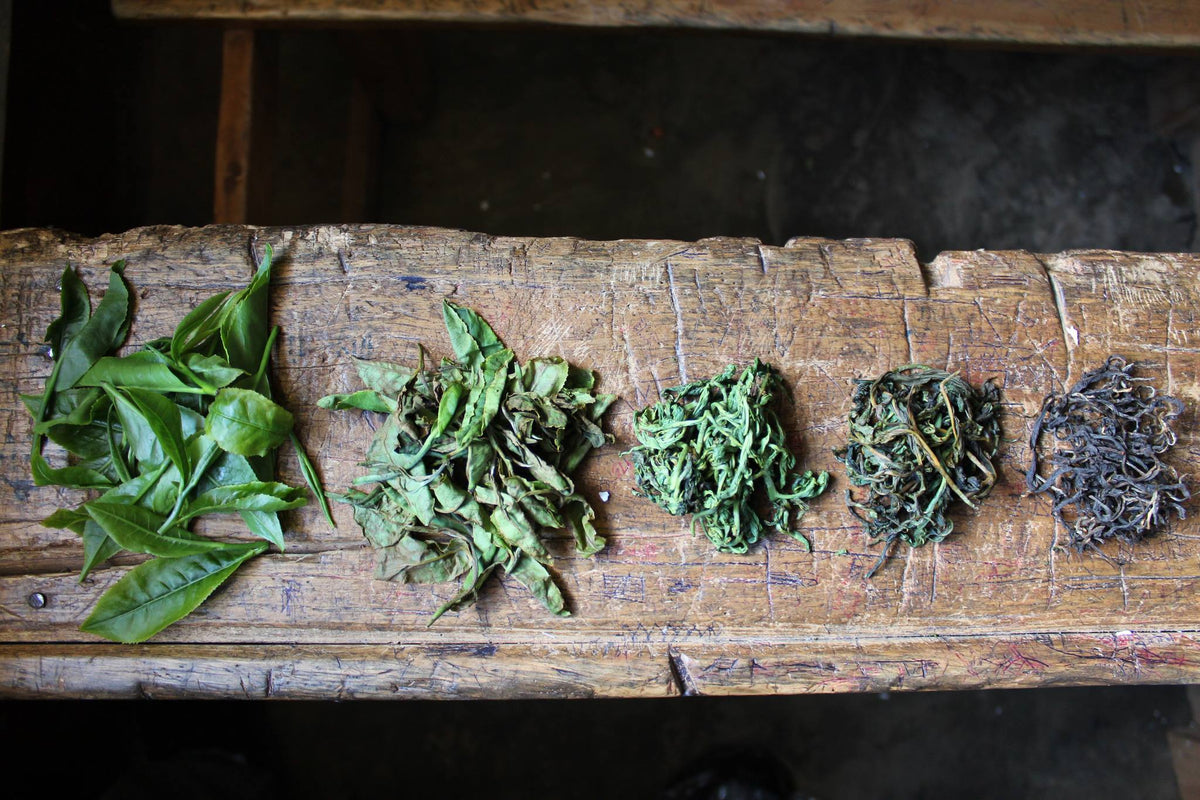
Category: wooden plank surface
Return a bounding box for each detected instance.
[2,224,1199,698]
[112,0,1200,49]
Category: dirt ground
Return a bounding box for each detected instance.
[3,4,1198,799]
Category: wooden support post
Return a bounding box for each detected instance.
[214,28,255,224]
[340,78,382,223]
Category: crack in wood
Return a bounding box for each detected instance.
[1033,254,1076,385]
[901,298,915,364]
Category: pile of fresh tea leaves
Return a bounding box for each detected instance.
[836,365,1000,576]
[320,300,614,622]
[626,359,829,553]
[28,246,328,643]
[1026,355,1190,549]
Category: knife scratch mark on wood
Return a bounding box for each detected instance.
[665,260,689,383]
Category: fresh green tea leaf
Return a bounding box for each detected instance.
[85,501,230,558]
[180,481,307,520]
[120,387,191,482]
[291,430,336,527]
[182,352,244,391]
[46,265,91,356]
[31,452,114,489]
[54,262,131,391]
[220,244,273,377]
[171,289,231,363]
[79,351,203,394]
[205,387,294,457]
[30,244,325,642]
[80,542,266,643]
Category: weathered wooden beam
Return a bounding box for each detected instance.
[3,224,1199,698]
[113,0,1200,49]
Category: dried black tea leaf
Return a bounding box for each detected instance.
[321,301,615,622]
[836,365,1001,577]
[1026,355,1190,549]
[625,359,830,554]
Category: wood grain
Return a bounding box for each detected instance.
[2,224,1199,698]
[214,29,255,224]
[112,0,1200,49]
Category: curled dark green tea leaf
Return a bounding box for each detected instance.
[835,365,1001,577]
[1026,355,1190,550]
[625,359,830,554]
[28,244,329,643]
[322,300,614,622]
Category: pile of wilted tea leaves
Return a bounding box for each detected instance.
[626,359,829,553]
[321,301,614,622]
[837,365,1001,576]
[27,246,327,642]
[1026,355,1190,549]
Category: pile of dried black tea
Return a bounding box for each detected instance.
[626,359,829,554]
[837,365,1001,576]
[1026,355,1190,549]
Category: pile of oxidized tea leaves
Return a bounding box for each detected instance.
[320,300,614,622]
[836,365,1001,576]
[625,359,829,554]
[1026,355,1190,549]
[27,246,329,643]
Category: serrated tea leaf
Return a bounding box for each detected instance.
[180,481,306,520]
[80,543,266,643]
[317,390,396,413]
[79,352,203,394]
[220,245,273,377]
[205,388,294,457]
[85,501,229,558]
[442,299,504,368]
[171,289,231,362]
[55,262,131,391]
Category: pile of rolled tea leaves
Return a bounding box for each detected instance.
[1026,355,1190,549]
[837,365,1001,576]
[627,359,829,554]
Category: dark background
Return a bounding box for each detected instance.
[3,3,1198,798]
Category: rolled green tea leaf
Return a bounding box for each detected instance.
[626,359,830,554]
[836,365,1000,577]
[1026,355,1190,549]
